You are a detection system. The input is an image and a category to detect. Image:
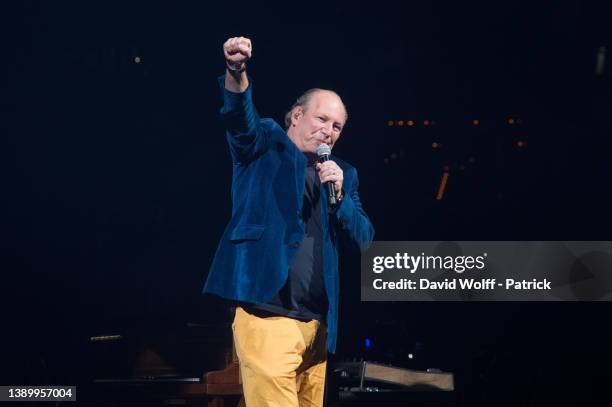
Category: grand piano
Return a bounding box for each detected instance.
[85,321,244,407]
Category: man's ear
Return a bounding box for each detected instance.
[291,107,303,126]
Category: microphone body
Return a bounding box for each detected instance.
[316,144,337,206]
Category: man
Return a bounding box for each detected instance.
[203,36,374,407]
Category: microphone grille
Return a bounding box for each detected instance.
[316,144,331,157]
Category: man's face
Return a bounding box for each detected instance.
[288,91,346,157]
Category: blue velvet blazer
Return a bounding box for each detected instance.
[203,77,374,352]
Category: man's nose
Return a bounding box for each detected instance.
[321,124,333,139]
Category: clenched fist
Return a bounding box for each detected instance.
[223,36,252,70]
[223,37,251,92]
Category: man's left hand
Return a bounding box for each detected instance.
[316,161,344,200]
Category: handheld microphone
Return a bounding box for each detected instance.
[316,144,337,206]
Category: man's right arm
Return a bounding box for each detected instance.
[220,36,268,163]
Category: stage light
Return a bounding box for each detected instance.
[508,118,515,125]
[423,119,430,126]
[407,120,414,126]
[432,142,441,149]
[397,120,404,126]
[90,334,122,342]
[436,168,449,201]
[388,120,394,126]
[134,56,142,64]
[516,140,526,148]
[472,119,480,126]
[365,338,372,348]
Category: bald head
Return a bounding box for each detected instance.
[285,88,348,130]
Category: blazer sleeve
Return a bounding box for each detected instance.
[331,166,375,251]
[217,75,269,163]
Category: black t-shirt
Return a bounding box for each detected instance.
[246,165,328,321]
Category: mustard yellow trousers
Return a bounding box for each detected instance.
[232,307,328,407]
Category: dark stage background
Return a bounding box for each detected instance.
[1,1,611,405]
